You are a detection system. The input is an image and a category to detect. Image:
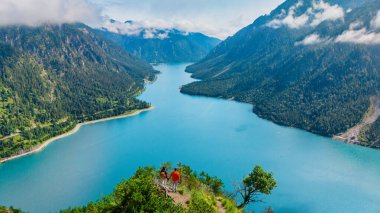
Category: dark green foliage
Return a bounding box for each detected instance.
[187,192,216,213]
[62,167,184,213]
[176,163,224,194]
[236,165,277,209]
[181,0,380,142]
[0,121,77,159]
[0,205,22,213]
[362,118,380,149]
[199,172,224,195]
[96,29,221,63]
[0,23,156,159]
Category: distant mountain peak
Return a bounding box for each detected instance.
[96,19,221,63]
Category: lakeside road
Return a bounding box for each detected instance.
[0,106,154,164]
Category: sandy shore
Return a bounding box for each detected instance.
[0,106,154,164]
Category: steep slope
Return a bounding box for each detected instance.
[181,0,380,147]
[0,23,156,159]
[96,20,221,63]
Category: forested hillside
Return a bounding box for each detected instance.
[0,23,156,160]
[96,20,221,63]
[181,0,380,148]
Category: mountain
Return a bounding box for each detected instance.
[0,23,156,159]
[181,0,380,148]
[96,20,221,63]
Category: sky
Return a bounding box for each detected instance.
[0,0,101,27]
[90,0,284,39]
[1,0,377,43]
[0,0,379,43]
[0,0,283,39]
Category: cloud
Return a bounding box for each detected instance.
[371,11,380,29]
[141,28,170,39]
[102,15,233,40]
[335,13,380,45]
[309,0,344,27]
[157,32,170,39]
[91,0,284,39]
[267,0,345,29]
[267,1,309,29]
[294,11,380,46]
[335,28,380,45]
[0,0,101,26]
[102,19,183,40]
[295,33,331,45]
[348,21,364,30]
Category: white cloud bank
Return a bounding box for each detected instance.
[335,28,380,44]
[0,0,101,26]
[371,11,380,29]
[335,12,380,45]
[309,0,345,26]
[91,0,283,39]
[267,0,345,29]
[295,33,331,45]
[298,12,380,46]
[335,22,380,44]
[102,19,184,39]
[267,1,309,29]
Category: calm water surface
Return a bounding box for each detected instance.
[0,63,380,212]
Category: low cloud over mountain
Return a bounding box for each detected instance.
[0,0,101,26]
[267,0,344,29]
[295,9,380,45]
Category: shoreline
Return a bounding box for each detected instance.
[181,90,380,151]
[0,106,154,164]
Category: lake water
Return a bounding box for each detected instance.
[0,63,380,212]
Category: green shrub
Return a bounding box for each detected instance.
[0,206,22,213]
[62,167,184,213]
[188,192,217,213]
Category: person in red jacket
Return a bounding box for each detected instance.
[170,168,181,193]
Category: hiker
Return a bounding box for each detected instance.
[160,166,168,186]
[170,168,181,193]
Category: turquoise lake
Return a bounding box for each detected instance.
[1,63,380,212]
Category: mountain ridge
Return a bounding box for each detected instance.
[181,0,380,148]
[0,23,156,159]
[96,19,221,63]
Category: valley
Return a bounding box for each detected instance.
[0,24,156,161]
[181,0,380,148]
[1,64,380,213]
[0,0,380,212]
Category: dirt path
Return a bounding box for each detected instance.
[334,97,380,143]
[216,198,226,213]
[168,192,191,209]
[167,191,226,212]
[0,132,20,141]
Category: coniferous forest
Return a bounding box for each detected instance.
[181,0,380,147]
[0,24,156,159]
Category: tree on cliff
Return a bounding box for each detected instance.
[236,165,277,209]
